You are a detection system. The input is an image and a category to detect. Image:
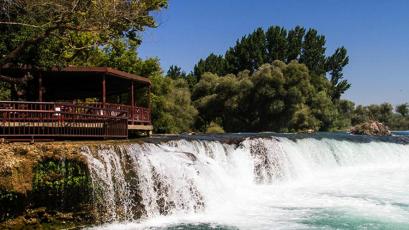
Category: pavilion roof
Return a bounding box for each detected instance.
[57,67,151,85]
[1,65,151,85]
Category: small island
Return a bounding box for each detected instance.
[350,120,391,136]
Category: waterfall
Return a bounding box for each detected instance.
[81,136,409,229]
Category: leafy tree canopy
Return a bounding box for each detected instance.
[193,25,350,101]
[193,61,344,133]
[0,0,167,77]
[396,103,409,117]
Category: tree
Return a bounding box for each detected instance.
[289,104,320,131]
[265,26,288,62]
[192,60,340,132]
[193,25,351,101]
[299,29,326,75]
[151,74,198,133]
[0,0,203,134]
[367,103,394,123]
[246,27,267,71]
[167,65,186,79]
[224,28,267,74]
[250,61,289,131]
[193,53,226,79]
[286,26,305,62]
[333,100,355,129]
[192,72,220,131]
[79,38,161,77]
[0,0,167,98]
[225,37,253,74]
[396,103,409,117]
[326,47,350,100]
[81,38,197,134]
[352,105,370,125]
[0,82,10,100]
[310,91,338,130]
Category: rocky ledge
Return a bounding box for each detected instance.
[350,120,392,136]
[0,142,98,229]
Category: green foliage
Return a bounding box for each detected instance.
[167,65,186,79]
[396,103,409,117]
[72,38,161,78]
[326,47,350,100]
[206,121,225,134]
[289,104,320,131]
[367,103,394,123]
[0,189,25,221]
[351,103,409,131]
[194,54,227,80]
[151,74,198,133]
[299,29,326,75]
[0,0,167,68]
[192,25,350,104]
[224,28,268,74]
[333,100,355,129]
[187,25,359,133]
[0,82,11,100]
[389,114,409,130]
[266,26,288,62]
[287,26,306,61]
[192,61,342,132]
[32,159,92,211]
[310,91,338,130]
[0,0,167,101]
[6,3,399,135]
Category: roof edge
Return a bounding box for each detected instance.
[60,67,151,85]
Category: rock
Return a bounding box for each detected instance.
[24,217,39,225]
[55,212,74,221]
[350,120,391,136]
[299,129,316,134]
[182,152,197,161]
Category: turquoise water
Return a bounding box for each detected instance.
[87,135,409,230]
[393,130,409,136]
[145,224,238,230]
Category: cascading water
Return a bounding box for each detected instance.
[82,135,409,229]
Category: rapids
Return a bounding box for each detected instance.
[82,134,409,229]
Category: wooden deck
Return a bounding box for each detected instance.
[128,124,153,131]
[0,101,152,139]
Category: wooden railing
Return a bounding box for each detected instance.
[0,101,129,139]
[78,102,151,125]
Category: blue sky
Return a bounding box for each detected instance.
[138,0,409,105]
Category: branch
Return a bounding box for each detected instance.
[1,35,47,65]
[0,21,43,28]
[0,73,32,85]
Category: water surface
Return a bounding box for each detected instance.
[85,134,409,230]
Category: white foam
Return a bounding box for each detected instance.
[83,137,409,229]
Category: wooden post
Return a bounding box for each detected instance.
[131,81,135,124]
[148,85,152,125]
[131,81,135,107]
[148,85,151,110]
[102,74,106,105]
[38,73,43,102]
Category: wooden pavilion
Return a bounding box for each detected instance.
[0,67,152,140]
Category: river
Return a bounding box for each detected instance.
[82,132,409,229]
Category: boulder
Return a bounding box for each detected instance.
[350,120,391,136]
